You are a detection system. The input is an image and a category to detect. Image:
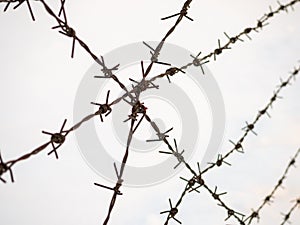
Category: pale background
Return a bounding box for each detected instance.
[0,0,300,224]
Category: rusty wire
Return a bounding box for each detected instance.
[150,63,300,224]
[180,0,300,74]
[1,0,300,225]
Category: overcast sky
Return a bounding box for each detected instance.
[0,0,300,225]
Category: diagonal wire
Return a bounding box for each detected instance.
[245,148,300,225]
[151,62,300,224]
[180,0,300,73]
[279,197,300,225]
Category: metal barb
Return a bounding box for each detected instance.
[42,119,68,159]
[91,90,112,122]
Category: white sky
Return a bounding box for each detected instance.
[0,0,300,225]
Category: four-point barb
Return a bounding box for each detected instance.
[142,41,173,64]
[180,176,198,192]
[190,51,209,74]
[229,140,244,153]
[165,67,185,83]
[160,198,182,224]
[242,121,257,136]
[129,61,159,94]
[213,39,230,61]
[245,209,260,223]
[94,162,123,195]
[91,90,112,122]
[161,0,193,21]
[259,107,271,118]
[212,186,227,200]
[224,32,244,44]
[94,182,123,196]
[94,56,120,79]
[255,17,269,31]
[225,208,245,221]
[208,154,231,167]
[42,119,68,159]
[159,139,185,169]
[146,127,173,142]
[0,151,14,183]
[124,100,147,121]
[263,194,274,205]
[52,24,76,58]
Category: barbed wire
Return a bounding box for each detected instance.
[279,197,300,225]
[143,0,193,67]
[180,0,300,74]
[94,74,150,224]
[202,65,300,175]
[0,61,185,184]
[95,104,139,225]
[153,62,300,224]
[245,148,300,224]
[143,94,299,225]
[0,0,189,183]
[1,0,299,81]
[1,0,300,225]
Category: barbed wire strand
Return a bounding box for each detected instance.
[180,0,300,74]
[0,61,187,183]
[245,148,300,225]
[279,197,300,225]
[151,62,300,224]
[143,0,193,74]
[1,0,298,105]
[94,66,151,225]
[202,64,300,175]
[95,110,136,225]
[144,112,247,224]
[1,0,299,82]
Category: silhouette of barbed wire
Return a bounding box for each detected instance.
[244,148,300,225]
[279,197,300,225]
[150,62,300,224]
[94,69,150,224]
[94,106,138,225]
[0,64,186,184]
[143,112,248,224]
[161,198,182,224]
[201,65,300,175]
[1,0,300,225]
[143,0,193,66]
[180,0,300,74]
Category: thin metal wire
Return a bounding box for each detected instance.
[151,62,300,224]
[245,148,300,225]
[95,84,149,225]
[180,0,300,74]
[1,1,300,225]
[279,197,300,225]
